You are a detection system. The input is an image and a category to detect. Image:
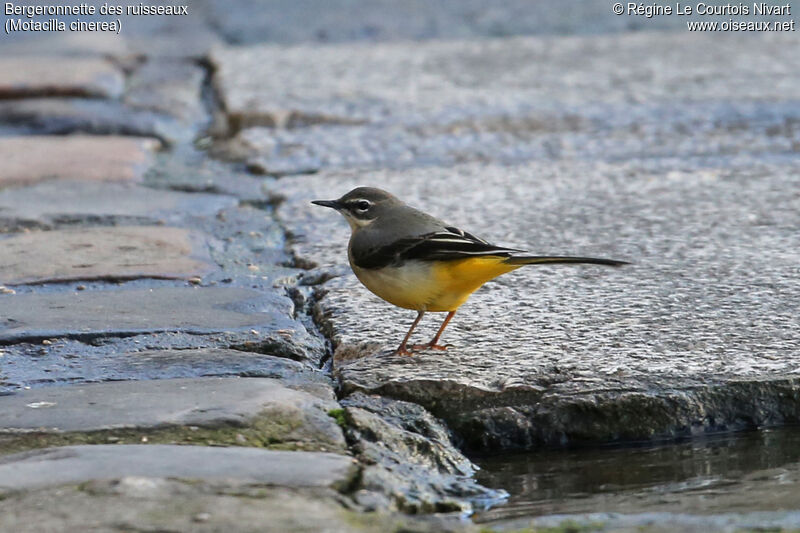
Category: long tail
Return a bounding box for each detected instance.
[503,255,629,267]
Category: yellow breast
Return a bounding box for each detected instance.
[351,256,520,312]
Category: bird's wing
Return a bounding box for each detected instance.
[352,226,523,269]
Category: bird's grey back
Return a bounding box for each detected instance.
[350,201,448,255]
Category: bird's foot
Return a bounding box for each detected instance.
[392,346,415,357]
[410,343,449,352]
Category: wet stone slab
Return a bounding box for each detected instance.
[341,393,507,514]
[0,343,329,394]
[0,57,124,99]
[0,482,468,533]
[0,181,237,231]
[0,32,129,59]
[0,377,345,453]
[0,98,191,144]
[0,445,355,491]
[275,158,800,452]
[0,226,213,285]
[95,348,335,392]
[0,135,160,189]
[0,8,222,61]
[0,287,323,362]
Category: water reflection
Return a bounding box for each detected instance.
[473,428,800,522]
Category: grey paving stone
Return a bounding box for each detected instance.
[0,226,213,285]
[0,57,124,99]
[0,377,345,451]
[229,105,800,174]
[0,287,294,343]
[0,482,468,533]
[0,135,160,189]
[0,346,331,393]
[125,60,206,123]
[211,33,800,172]
[275,157,800,451]
[200,0,783,45]
[0,4,220,60]
[0,32,129,58]
[0,98,191,144]
[0,181,237,230]
[0,445,355,491]
[100,348,333,391]
[212,33,800,126]
[0,338,328,393]
[119,5,224,59]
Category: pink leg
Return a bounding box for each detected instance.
[394,311,424,356]
[411,311,455,351]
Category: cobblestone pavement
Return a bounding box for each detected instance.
[1,1,799,532]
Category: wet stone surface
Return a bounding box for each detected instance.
[0,135,160,188]
[124,60,207,124]
[0,98,193,144]
[96,348,333,388]
[0,181,238,231]
[0,445,356,491]
[0,57,124,99]
[277,157,800,452]
[0,226,214,285]
[0,481,470,533]
[0,377,345,454]
[341,393,507,513]
[0,287,322,362]
[0,32,129,59]
[0,340,326,394]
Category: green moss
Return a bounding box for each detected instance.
[339,508,456,533]
[479,521,605,533]
[327,408,348,428]
[534,523,601,533]
[0,410,342,457]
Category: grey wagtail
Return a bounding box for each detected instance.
[312,187,627,356]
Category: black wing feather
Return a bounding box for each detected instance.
[353,227,522,269]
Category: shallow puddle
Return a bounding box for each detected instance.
[472,428,800,523]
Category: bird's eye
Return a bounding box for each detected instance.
[355,200,371,211]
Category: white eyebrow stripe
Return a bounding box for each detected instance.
[427,237,475,244]
[438,249,513,255]
[428,234,488,244]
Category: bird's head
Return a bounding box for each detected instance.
[312,187,400,230]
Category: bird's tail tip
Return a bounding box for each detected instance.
[504,256,630,267]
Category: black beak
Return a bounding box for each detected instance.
[311,199,341,210]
